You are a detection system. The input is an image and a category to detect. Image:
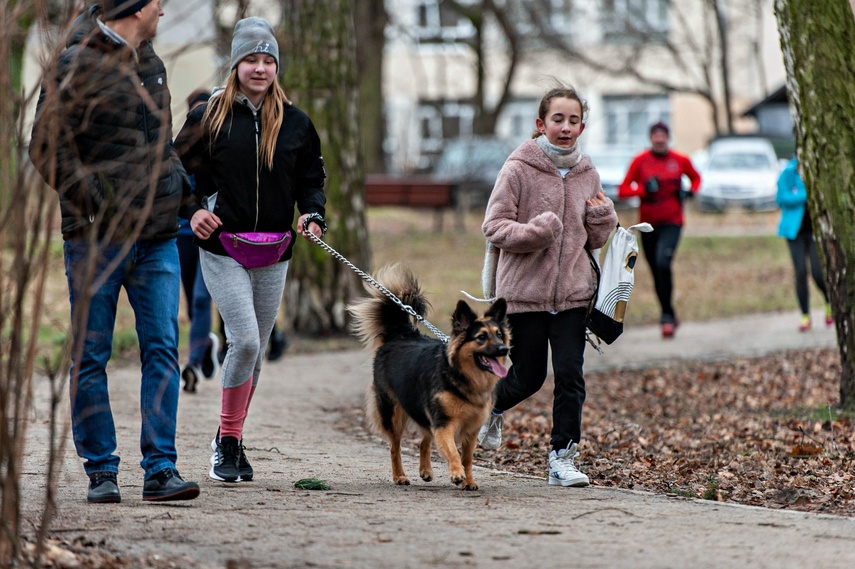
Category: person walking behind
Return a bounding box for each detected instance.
[28,0,200,503]
[477,84,618,487]
[178,89,220,392]
[174,17,327,483]
[618,121,701,338]
[775,157,832,332]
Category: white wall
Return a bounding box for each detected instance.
[21,0,219,142]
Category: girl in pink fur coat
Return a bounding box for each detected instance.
[477,85,617,487]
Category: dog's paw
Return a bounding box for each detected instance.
[420,469,433,482]
[461,481,479,491]
[450,472,465,486]
[393,475,411,486]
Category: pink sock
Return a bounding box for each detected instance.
[220,378,253,439]
[240,386,257,433]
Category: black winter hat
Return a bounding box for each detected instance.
[649,120,670,136]
[101,0,153,21]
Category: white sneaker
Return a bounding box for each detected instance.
[548,443,590,487]
[477,412,504,450]
[201,332,220,379]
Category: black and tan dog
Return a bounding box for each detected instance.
[348,264,510,490]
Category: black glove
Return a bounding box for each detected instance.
[644,176,659,194]
[678,189,693,203]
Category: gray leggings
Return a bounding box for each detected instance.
[200,250,288,389]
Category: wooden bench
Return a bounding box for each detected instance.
[364,175,462,230]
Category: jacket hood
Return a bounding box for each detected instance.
[506,139,595,178]
[66,5,135,54]
[66,5,100,48]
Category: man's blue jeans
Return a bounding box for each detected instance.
[64,238,181,479]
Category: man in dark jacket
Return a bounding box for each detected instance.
[28,0,199,504]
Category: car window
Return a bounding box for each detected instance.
[587,152,635,169]
[708,152,776,171]
[434,140,510,182]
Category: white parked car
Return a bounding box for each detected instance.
[584,145,639,209]
[695,137,781,212]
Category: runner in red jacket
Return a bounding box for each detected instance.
[618,121,701,338]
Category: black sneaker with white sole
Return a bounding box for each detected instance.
[238,440,254,482]
[210,433,240,482]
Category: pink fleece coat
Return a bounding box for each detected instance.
[482,139,618,315]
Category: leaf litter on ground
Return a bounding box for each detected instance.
[471,347,855,518]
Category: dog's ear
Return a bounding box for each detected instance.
[452,300,477,334]
[485,298,507,324]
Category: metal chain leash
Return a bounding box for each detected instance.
[302,223,450,343]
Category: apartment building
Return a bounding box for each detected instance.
[382,0,788,174]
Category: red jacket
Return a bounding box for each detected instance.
[618,149,701,226]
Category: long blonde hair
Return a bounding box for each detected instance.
[203,69,292,170]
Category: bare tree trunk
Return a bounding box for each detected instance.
[775,0,855,409]
[279,0,370,334]
[2,2,66,561]
[353,0,388,174]
[711,0,734,133]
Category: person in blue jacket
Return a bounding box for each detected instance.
[775,157,832,332]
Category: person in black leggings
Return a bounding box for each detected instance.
[776,157,832,331]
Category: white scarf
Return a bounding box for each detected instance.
[535,135,582,169]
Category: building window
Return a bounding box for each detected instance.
[511,0,576,37]
[498,98,539,143]
[415,0,477,43]
[603,94,669,148]
[417,100,476,168]
[602,0,669,42]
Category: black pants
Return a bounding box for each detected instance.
[786,230,828,314]
[493,308,587,451]
[640,224,682,323]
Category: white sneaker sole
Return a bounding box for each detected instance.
[204,333,220,379]
[548,474,590,487]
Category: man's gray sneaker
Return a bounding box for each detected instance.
[548,443,590,487]
[477,412,504,450]
[87,472,121,504]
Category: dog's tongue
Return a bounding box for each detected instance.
[486,357,508,378]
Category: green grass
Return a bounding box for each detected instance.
[770,404,855,422]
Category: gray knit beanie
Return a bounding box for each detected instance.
[101,0,153,21]
[230,17,280,71]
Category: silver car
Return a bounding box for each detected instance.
[695,137,781,212]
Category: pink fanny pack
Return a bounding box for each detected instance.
[218,231,292,269]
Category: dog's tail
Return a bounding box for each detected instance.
[347,264,430,352]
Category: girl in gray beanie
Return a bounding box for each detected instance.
[230,17,280,71]
[174,16,327,485]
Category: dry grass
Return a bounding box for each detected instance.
[36,205,820,358]
[367,206,816,332]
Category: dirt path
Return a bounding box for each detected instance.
[21,310,855,568]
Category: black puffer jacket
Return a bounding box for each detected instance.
[29,5,190,241]
[174,94,326,262]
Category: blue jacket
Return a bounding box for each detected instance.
[776,158,807,240]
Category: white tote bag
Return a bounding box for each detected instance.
[585,223,653,346]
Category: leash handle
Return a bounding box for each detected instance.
[303,230,450,344]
